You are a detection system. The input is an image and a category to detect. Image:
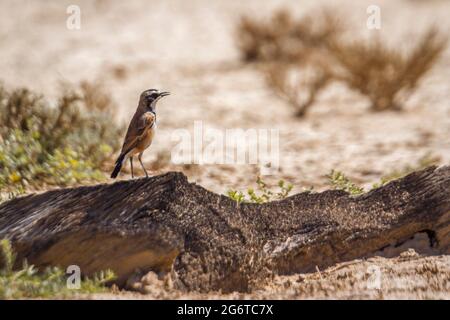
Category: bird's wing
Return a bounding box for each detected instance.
[120,112,155,155]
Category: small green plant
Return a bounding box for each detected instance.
[227,176,293,203]
[327,170,364,195]
[0,239,115,299]
[227,190,246,203]
[301,186,315,194]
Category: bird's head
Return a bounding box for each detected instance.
[140,89,170,112]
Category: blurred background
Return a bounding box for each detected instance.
[0,0,449,197]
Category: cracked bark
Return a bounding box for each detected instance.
[0,165,448,292]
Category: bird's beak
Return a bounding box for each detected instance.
[159,91,170,97]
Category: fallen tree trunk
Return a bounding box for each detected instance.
[0,166,449,292]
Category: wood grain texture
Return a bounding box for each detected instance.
[0,166,449,292]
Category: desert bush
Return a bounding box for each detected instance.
[0,83,123,195]
[236,8,340,116]
[266,26,446,115]
[237,9,447,116]
[329,28,447,111]
[227,176,293,203]
[266,61,333,117]
[237,10,296,63]
[0,239,115,299]
[236,9,343,63]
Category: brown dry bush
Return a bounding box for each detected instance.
[237,9,447,117]
[329,28,447,111]
[236,9,343,64]
[266,61,333,117]
[236,8,344,117]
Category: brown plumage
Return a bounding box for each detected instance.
[111,89,169,179]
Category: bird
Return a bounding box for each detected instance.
[111,89,170,179]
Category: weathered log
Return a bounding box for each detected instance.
[0,166,449,292]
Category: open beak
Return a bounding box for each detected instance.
[159,91,170,97]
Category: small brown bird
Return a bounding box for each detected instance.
[111,89,170,179]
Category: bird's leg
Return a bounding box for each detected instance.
[130,157,134,178]
[138,153,148,178]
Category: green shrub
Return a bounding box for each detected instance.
[0,84,124,195]
[0,239,115,299]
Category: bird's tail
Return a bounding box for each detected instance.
[110,153,126,178]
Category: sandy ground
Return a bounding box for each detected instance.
[0,0,449,299]
[88,250,450,300]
